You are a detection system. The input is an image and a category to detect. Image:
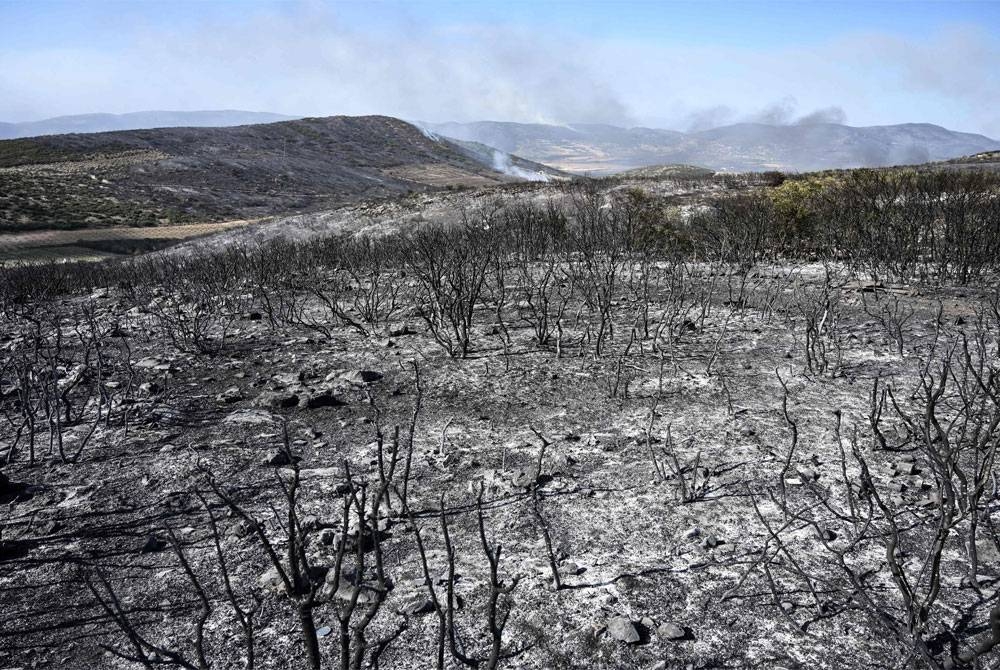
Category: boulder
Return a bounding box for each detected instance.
[607,616,640,644]
[339,370,383,385]
[253,391,299,409]
[657,621,686,640]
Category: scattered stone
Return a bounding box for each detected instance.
[607,616,640,644]
[216,386,243,403]
[657,621,686,640]
[332,584,379,605]
[682,526,702,541]
[701,534,720,549]
[509,467,538,489]
[263,450,292,467]
[224,409,278,425]
[398,593,435,616]
[259,566,283,592]
[139,382,162,397]
[303,390,344,409]
[339,370,383,384]
[253,391,299,409]
[796,467,818,482]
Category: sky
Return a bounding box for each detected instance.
[1,0,999,137]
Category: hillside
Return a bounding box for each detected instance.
[431,120,1000,174]
[0,115,556,231]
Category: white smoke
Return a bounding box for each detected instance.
[491,150,549,182]
[415,123,441,141]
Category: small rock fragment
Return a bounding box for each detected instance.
[607,616,640,644]
[657,621,686,640]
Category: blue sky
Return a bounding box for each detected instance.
[2,0,999,136]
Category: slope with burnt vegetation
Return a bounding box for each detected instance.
[0,115,562,232]
[3,169,1000,669]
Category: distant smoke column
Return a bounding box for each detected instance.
[491,150,549,182]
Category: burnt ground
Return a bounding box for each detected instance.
[3,235,999,670]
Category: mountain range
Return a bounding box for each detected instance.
[3,111,997,175]
[428,120,1000,173]
[0,111,300,140]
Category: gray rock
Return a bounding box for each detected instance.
[509,467,538,489]
[139,381,162,397]
[224,409,278,425]
[657,621,685,640]
[254,391,299,409]
[607,616,640,644]
[332,584,379,605]
[399,593,435,615]
[339,370,383,384]
[303,390,344,409]
[263,450,291,466]
[216,386,243,403]
[259,566,284,592]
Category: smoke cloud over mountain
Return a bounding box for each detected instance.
[0,4,997,137]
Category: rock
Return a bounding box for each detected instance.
[682,526,702,541]
[135,357,163,369]
[139,381,162,397]
[701,534,719,549]
[607,616,640,644]
[339,370,383,384]
[259,566,284,592]
[224,409,278,425]
[316,626,332,638]
[398,593,435,615]
[271,371,304,388]
[657,621,686,640]
[796,467,818,482]
[550,453,577,474]
[893,460,919,476]
[139,534,167,553]
[263,450,291,467]
[389,325,415,337]
[509,467,538,489]
[216,386,243,403]
[253,391,299,409]
[334,584,379,604]
[303,390,344,409]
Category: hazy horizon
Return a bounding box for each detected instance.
[1,1,999,137]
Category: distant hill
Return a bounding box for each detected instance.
[614,164,716,180]
[937,150,1000,172]
[0,110,300,140]
[429,121,1000,174]
[0,115,559,231]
